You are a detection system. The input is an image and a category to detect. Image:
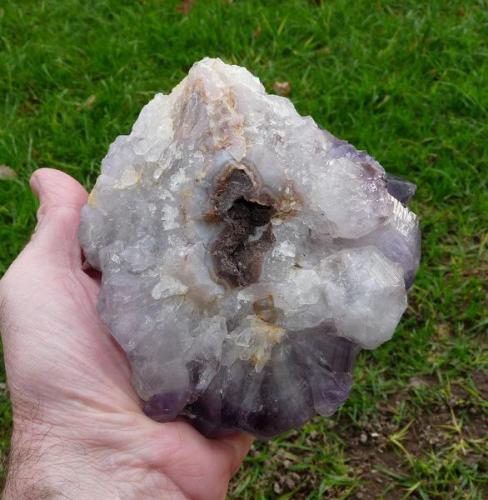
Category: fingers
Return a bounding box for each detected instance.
[29,168,88,267]
[146,421,253,499]
[216,432,254,475]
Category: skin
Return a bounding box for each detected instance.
[0,168,253,499]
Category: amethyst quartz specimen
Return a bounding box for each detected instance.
[79,58,420,438]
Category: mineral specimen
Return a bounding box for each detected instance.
[79,58,420,438]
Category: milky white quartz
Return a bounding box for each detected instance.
[79,58,420,438]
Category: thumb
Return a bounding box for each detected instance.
[29,168,88,267]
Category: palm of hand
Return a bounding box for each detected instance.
[0,169,251,499]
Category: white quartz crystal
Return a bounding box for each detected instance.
[79,58,420,438]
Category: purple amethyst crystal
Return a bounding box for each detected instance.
[79,58,420,438]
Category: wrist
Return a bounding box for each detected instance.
[5,413,187,499]
[5,419,118,499]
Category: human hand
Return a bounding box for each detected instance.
[0,168,252,499]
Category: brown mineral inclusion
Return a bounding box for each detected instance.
[210,166,276,288]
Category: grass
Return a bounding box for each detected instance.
[0,0,487,497]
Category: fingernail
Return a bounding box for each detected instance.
[30,172,43,200]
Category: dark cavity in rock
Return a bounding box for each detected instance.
[210,167,276,288]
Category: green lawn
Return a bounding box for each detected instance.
[1,0,487,497]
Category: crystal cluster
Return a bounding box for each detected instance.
[79,58,420,438]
